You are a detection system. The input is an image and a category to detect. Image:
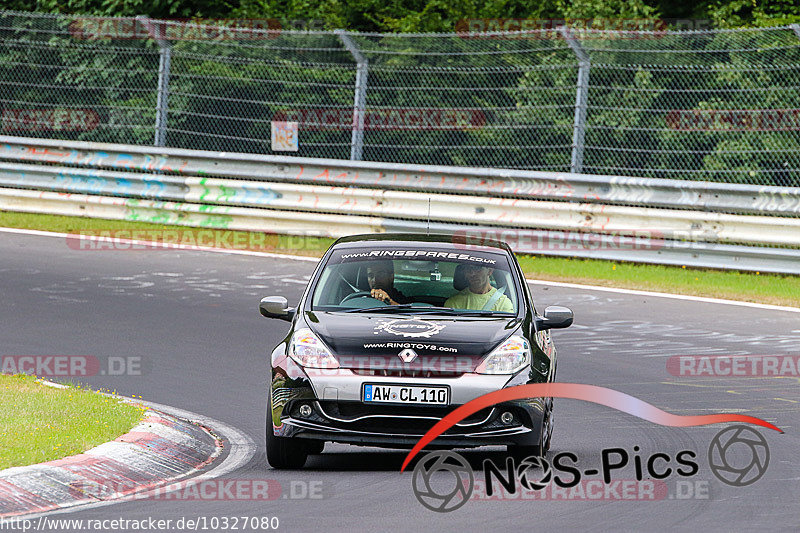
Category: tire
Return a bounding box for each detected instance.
[507,442,544,462]
[542,401,554,454]
[266,400,309,469]
[507,404,551,460]
[306,440,325,455]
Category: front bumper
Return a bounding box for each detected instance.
[270,359,545,449]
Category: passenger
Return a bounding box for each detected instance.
[445,264,513,312]
[366,261,411,305]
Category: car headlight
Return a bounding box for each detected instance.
[288,328,340,369]
[475,335,530,375]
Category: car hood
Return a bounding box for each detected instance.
[304,311,520,365]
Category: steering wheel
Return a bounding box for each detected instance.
[340,291,379,304]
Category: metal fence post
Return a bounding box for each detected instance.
[335,30,368,161]
[137,15,171,147]
[792,24,800,40]
[559,26,590,174]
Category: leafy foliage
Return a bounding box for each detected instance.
[0,3,799,183]
[2,0,799,31]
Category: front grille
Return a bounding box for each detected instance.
[318,400,492,425]
[351,368,463,379]
[288,400,526,436]
[315,401,500,434]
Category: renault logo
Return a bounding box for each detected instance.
[398,349,418,363]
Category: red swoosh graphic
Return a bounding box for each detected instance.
[400,383,782,472]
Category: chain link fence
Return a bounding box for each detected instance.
[1,10,799,186]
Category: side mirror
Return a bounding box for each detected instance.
[535,305,573,331]
[259,296,296,322]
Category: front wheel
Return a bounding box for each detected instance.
[541,400,554,453]
[266,408,309,469]
[306,440,325,455]
[507,442,544,461]
[507,403,551,460]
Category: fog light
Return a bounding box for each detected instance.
[500,411,514,425]
[299,404,313,418]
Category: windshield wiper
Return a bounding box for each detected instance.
[341,304,424,313]
[452,310,513,317]
[341,305,502,316]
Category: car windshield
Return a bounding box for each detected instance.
[310,246,519,315]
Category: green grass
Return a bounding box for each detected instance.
[0,210,332,257]
[516,255,799,307]
[0,374,146,470]
[1,209,797,308]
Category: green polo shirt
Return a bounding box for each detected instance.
[445,287,514,312]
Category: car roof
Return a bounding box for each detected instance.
[331,233,513,254]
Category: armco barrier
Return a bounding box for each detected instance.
[0,135,798,274]
[0,188,382,236]
[3,136,800,215]
[4,162,800,247]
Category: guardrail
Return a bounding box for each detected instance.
[1,135,799,274]
[4,136,800,214]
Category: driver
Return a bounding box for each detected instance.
[445,264,513,312]
[366,261,411,305]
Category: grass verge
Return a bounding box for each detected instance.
[516,255,799,307]
[0,210,330,257]
[1,210,797,308]
[0,374,145,470]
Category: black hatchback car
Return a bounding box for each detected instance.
[259,233,573,468]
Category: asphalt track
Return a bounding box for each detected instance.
[1,231,799,531]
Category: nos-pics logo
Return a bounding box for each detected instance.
[411,425,770,512]
[411,451,552,512]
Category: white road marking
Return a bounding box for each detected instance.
[0,226,319,262]
[1,225,796,313]
[525,279,800,313]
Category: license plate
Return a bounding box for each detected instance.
[363,384,449,405]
